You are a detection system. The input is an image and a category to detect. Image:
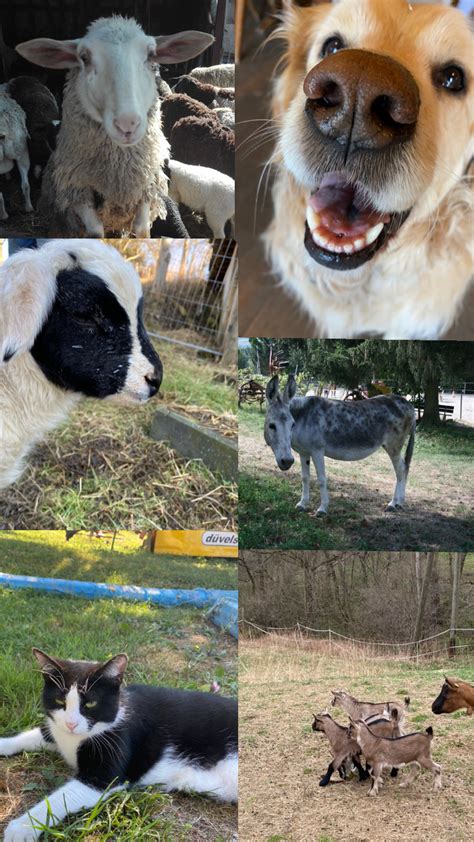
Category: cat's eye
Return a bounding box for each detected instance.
[85,701,97,709]
[55,698,65,706]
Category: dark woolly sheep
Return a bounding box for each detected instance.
[161,93,217,141]
[151,193,189,238]
[174,75,215,106]
[171,116,234,178]
[3,76,59,174]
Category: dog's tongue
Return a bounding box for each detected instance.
[309,174,388,236]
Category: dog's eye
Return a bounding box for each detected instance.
[321,36,346,58]
[432,64,465,93]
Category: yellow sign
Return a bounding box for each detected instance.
[153,530,238,558]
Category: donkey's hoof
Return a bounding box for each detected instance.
[385,503,397,512]
[296,502,309,511]
[316,509,327,517]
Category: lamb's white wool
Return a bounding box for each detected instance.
[168,159,234,238]
[138,748,238,803]
[0,239,162,490]
[0,92,33,219]
[16,17,213,236]
[190,63,235,87]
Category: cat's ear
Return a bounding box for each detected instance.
[95,654,128,683]
[32,648,63,677]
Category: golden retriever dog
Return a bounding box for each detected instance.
[264,0,474,338]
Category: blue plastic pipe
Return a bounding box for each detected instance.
[0,573,238,638]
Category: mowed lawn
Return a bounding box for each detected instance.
[0,589,237,841]
[0,530,237,591]
[238,406,474,550]
[239,636,474,842]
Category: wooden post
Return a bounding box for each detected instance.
[154,240,171,293]
[449,553,461,658]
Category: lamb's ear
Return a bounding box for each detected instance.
[283,374,297,403]
[0,248,57,366]
[16,38,80,69]
[153,30,214,64]
[95,654,129,683]
[266,375,280,403]
[32,648,63,676]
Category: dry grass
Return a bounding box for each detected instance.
[239,635,474,842]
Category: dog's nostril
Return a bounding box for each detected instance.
[372,94,418,131]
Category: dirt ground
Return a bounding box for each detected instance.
[239,636,474,842]
[239,421,474,550]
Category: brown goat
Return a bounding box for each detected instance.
[351,720,442,796]
[432,677,474,716]
[312,712,368,786]
[331,689,410,724]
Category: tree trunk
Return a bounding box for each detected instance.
[422,375,440,425]
[413,552,436,645]
[415,552,422,603]
[448,553,462,658]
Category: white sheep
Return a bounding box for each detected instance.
[15,17,213,237]
[190,64,234,88]
[168,159,234,238]
[0,92,33,220]
[0,240,162,489]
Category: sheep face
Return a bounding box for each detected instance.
[1,240,162,404]
[16,17,214,147]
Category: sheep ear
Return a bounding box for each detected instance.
[153,31,214,64]
[0,247,57,366]
[16,38,80,69]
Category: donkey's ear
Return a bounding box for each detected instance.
[283,374,297,403]
[0,247,58,366]
[266,375,280,403]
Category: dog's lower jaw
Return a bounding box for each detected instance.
[264,172,473,339]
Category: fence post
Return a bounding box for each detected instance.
[416,640,419,666]
[329,629,332,655]
[154,240,171,293]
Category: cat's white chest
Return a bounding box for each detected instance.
[48,721,84,771]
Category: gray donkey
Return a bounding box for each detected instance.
[264,375,416,514]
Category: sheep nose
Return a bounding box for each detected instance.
[303,49,420,151]
[113,113,142,135]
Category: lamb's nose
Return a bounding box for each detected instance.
[113,113,142,135]
[304,49,420,151]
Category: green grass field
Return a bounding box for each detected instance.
[0,588,237,840]
[239,405,474,550]
[239,635,474,842]
[0,342,237,531]
[0,531,237,591]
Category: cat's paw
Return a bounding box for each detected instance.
[4,817,40,841]
[0,737,17,757]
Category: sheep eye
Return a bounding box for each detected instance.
[321,36,346,58]
[79,50,91,66]
[432,64,465,93]
[85,701,97,709]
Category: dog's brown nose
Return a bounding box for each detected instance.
[304,49,420,151]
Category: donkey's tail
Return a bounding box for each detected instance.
[404,412,416,475]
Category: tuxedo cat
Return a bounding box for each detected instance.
[0,649,238,841]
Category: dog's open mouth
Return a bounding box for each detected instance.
[304,173,409,270]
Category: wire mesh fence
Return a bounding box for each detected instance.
[143,238,237,356]
[239,620,474,663]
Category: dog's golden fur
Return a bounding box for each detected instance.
[265,0,474,338]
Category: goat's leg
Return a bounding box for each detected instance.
[133,200,151,238]
[76,202,105,237]
[368,762,383,796]
[319,760,335,787]
[296,454,311,510]
[399,761,420,787]
[385,447,406,510]
[15,146,34,212]
[311,449,329,514]
[418,756,442,791]
[353,755,369,781]
[0,192,8,220]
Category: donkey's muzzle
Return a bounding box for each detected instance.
[304,49,420,152]
[278,457,294,471]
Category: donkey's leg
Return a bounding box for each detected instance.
[311,450,329,514]
[296,454,311,510]
[385,447,406,510]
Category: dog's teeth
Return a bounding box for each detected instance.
[354,238,365,250]
[343,243,355,254]
[306,206,320,231]
[365,222,384,245]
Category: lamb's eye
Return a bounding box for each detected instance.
[321,36,346,58]
[79,50,91,66]
[85,701,97,709]
[432,64,465,93]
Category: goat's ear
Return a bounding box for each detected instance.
[0,248,57,366]
[16,38,80,69]
[445,676,458,688]
[266,375,280,403]
[153,31,214,64]
[283,374,297,403]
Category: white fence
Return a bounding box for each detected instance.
[239,619,474,664]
